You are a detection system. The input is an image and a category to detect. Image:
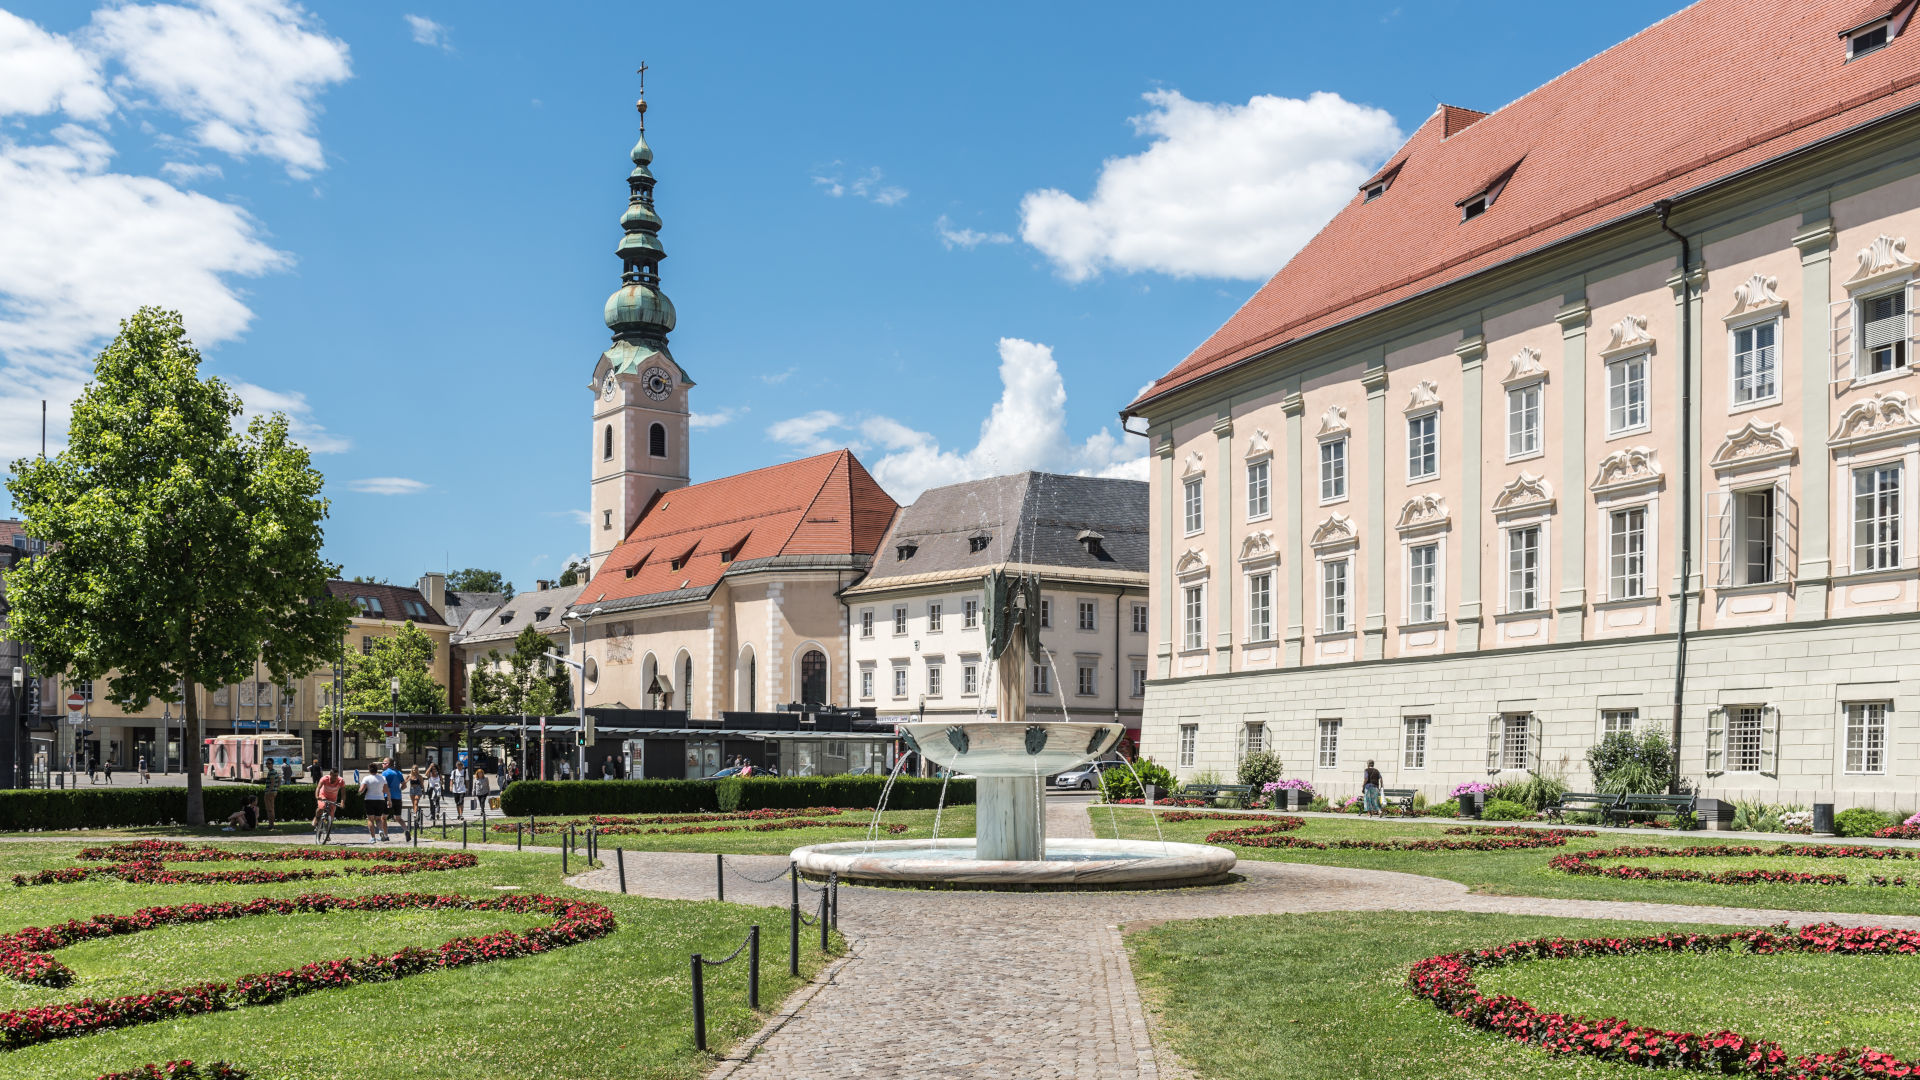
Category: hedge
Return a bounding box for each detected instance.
[0,785,367,831]
[498,775,975,817]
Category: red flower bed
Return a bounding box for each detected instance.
[1407,923,1920,1078]
[1548,843,1920,887]
[1875,824,1920,840]
[1205,822,1594,852]
[1103,798,1208,808]
[13,842,477,888]
[96,1063,246,1079]
[0,891,613,1047]
[1157,811,1297,824]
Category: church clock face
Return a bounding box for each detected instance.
[643,366,673,401]
[601,374,617,401]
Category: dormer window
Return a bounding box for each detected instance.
[968,533,990,553]
[534,607,552,621]
[1076,529,1106,558]
[1848,19,1891,58]
[1461,195,1489,221]
[1458,159,1522,223]
[498,611,515,625]
[1364,183,1387,202]
[1359,160,1403,203]
[896,541,918,561]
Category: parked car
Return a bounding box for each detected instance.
[1052,758,1126,791]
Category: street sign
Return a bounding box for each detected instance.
[66,692,83,715]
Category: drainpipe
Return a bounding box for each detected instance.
[1655,200,1693,796]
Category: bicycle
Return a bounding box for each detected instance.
[313,801,337,845]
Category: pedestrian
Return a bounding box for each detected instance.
[313,769,345,834]
[138,754,150,784]
[103,759,114,784]
[261,753,282,827]
[86,754,98,784]
[222,795,261,831]
[601,758,614,781]
[560,759,572,781]
[1361,759,1384,817]
[381,759,407,839]
[307,757,323,784]
[449,762,468,820]
[406,765,426,823]
[358,766,390,842]
[281,760,294,785]
[471,767,491,814]
[425,762,443,821]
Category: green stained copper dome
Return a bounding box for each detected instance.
[603,104,673,346]
[630,134,653,166]
[621,201,661,231]
[605,282,676,335]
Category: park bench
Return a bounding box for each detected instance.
[1178,782,1254,808]
[1545,791,1623,823]
[1380,787,1418,814]
[1613,792,1697,828]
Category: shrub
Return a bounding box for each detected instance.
[1235,751,1284,789]
[1100,758,1176,802]
[1427,799,1459,818]
[497,775,972,817]
[1730,800,1808,833]
[1449,781,1492,799]
[0,785,366,830]
[1489,773,1568,812]
[1585,730,1674,794]
[716,777,745,813]
[1834,807,1896,837]
[1306,796,1330,813]
[1480,799,1533,821]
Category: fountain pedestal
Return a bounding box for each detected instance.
[974,775,1045,861]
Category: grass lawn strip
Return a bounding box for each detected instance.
[1552,843,1920,886]
[14,840,477,887]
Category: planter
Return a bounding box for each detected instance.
[1282,789,1315,812]
[1458,791,1482,819]
[1695,797,1736,831]
[1813,802,1836,836]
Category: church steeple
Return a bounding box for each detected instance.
[604,69,676,347]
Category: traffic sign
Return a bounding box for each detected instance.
[66,692,84,714]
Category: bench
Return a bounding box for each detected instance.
[1380,787,1418,814]
[1545,791,1622,823]
[1178,783,1255,808]
[1613,792,1697,828]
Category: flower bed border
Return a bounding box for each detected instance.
[1407,923,1920,1078]
[12,841,477,888]
[1204,822,1595,852]
[1549,843,1920,887]
[0,891,614,1048]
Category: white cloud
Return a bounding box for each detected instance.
[0,10,112,119]
[936,214,1012,251]
[767,338,1147,503]
[812,164,906,206]
[689,407,743,429]
[1020,89,1402,281]
[350,476,428,495]
[758,366,796,385]
[564,510,590,527]
[89,0,353,178]
[403,14,450,50]
[159,160,222,183]
[228,379,348,453]
[766,410,846,456]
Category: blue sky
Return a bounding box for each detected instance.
[0,0,1685,591]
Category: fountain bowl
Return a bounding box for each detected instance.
[791,837,1236,890]
[899,720,1124,777]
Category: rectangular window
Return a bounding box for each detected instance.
[1183,478,1204,534]
[77,679,94,702]
[1608,506,1648,599]
[892,667,908,698]
[1850,19,1891,57]
[1131,603,1148,634]
[1039,598,1052,628]
[1403,716,1429,770]
[1131,666,1146,698]
[1243,722,1264,756]
[1077,664,1096,697]
[893,606,908,635]
[963,599,979,629]
[1732,320,1779,404]
[962,663,978,695]
[1077,599,1096,631]
[1320,438,1348,501]
[1179,725,1197,769]
[1607,355,1648,434]
[1321,559,1349,633]
[1407,543,1438,623]
[927,665,943,698]
[1032,664,1051,695]
[1246,459,1271,519]
[928,602,943,632]
[1182,585,1205,650]
[1854,463,1902,571]
[860,610,874,638]
[1407,413,1437,480]
[1862,290,1909,375]
[1246,572,1273,642]
[859,668,874,699]
[1317,718,1340,768]
[1507,525,1542,612]
[1502,715,1530,771]
[1507,383,1542,458]
[1727,706,1764,772]
[361,635,374,656]
[1737,487,1776,584]
[1602,708,1638,737]
[1846,702,1888,774]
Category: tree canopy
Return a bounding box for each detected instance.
[556,559,588,587]
[447,567,513,598]
[339,621,449,735]
[5,308,351,822]
[467,623,571,716]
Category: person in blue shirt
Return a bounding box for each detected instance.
[380,760,406,839]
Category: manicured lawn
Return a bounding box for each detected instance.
[0,842,837,1080]
[1089,810,1920,915]
[473,805,980,855]
[1126,910,1920,1080]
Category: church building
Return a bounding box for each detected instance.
[569,93,898,723]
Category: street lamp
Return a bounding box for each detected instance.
[389,675,400,763]
[9,666,21,790]
[556,606,602,782]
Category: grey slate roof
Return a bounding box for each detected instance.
[848,472,1147,593]
[453,583,587,649]
[442,590,506,626]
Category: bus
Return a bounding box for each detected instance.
[203,734,306,782]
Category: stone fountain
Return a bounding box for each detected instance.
[791,571,1235,888]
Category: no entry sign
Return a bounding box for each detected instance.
[66,692,84,714]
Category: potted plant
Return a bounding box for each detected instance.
[1263,778,1315,811]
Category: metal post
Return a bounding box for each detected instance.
[462,820,468,849]
[716,853,724,901]
[517,823,523,851]
[788,862,799,976]
[690,953,706,1051]
[562,840,569,876]
[617,846,628,893]
[829,872,838,929]
[749,925,760,1008]
[819,887,829,952]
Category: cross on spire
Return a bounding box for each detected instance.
[635,61,648,131]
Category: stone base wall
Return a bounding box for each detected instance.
[1140,612,1920,813]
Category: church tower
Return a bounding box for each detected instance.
[589,75,692,577]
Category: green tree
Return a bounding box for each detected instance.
[5,308,351,824]
[340,621,448,735]
[447,567,513,599]
[467,624,570,716]
[557,559,588,587]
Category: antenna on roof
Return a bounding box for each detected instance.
[635,60,648,133]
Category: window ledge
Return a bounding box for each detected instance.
[1397,620,1449,632]
[1713,579,1793,597]
[1312,630,1357,641]
[1246,512,1273,524]
[1318,495,1351,507]
[1407,473,1442,486]
[1727,395,1780,416]
[1605,424,1652,442]
[1493,607,1550,621]
[1505,448,1545,464]
[1844,367,1915,391]
[1834,566,1917,584]
[1592,595,1659,611]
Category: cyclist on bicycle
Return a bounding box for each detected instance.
[313,769,345,838]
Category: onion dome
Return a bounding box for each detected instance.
[604,93,672,346]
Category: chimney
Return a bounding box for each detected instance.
[417,571,446,614]
[536,579,554,591]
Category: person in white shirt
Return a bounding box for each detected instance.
[448,763,467,820]
[358,769,390,841]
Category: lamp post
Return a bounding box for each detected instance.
[557,607,601,781]
[389,675,401,764]
[9,666,21,791]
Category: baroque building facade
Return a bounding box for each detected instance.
[1126,0,1920,808]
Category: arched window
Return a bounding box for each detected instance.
[603,424,613,460]
[800,650,827,706]
[682,655,694,713]
[649,422,667,458]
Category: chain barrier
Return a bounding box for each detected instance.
[690,924,761,1051]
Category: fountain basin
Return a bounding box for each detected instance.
[900,720,1123,777]
[792,838,1236,890]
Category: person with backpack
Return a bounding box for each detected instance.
[358,767,390,842]
[261,754,282,827]
[449,762,468,820]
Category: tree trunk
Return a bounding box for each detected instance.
[184,686,205,825]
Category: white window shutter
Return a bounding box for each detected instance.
[1704,707,1725,776]
[1527,714,1542,774]
[1832,298,1855,385]
[1911,280,1920,356]
[1706,490,1732,588]
[1487,714,1502,773]
[1761,706,1780,778]
[1777,482,1798,585]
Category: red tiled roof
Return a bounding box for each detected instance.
[580,449,899,606]
[326,581,447,625]
[1129,0,1920,413]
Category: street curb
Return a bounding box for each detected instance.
[704,946,856,1079]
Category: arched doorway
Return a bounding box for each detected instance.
[800,650,827,706]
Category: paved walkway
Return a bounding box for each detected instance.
[555,796,1920,1080]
